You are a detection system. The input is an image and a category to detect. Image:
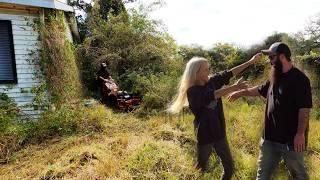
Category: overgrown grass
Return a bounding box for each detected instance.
[1,99,319,179]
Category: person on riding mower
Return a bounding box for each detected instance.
[97,62,117,107]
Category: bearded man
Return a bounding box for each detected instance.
[228,42,312,180]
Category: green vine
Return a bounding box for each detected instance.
[26,10,83,109]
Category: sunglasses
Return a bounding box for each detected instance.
[268,54,277,60]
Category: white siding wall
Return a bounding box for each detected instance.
[57,0,69,4]
[0,11,42,119]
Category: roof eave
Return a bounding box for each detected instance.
[0,0,74,12]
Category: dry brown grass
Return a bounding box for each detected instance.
[0,100,319,179]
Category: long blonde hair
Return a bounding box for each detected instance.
[168,57,208,114]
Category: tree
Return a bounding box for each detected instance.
[178,45,210,61]
[99,0,127,21]
[305,14,320,49]
[70,0,136,41]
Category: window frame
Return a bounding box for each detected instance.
[0,20,17,84]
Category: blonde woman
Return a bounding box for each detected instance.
[168,53,261,179]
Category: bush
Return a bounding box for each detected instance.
[127,58,184,115]
[0,93,20,133]
[0,93,22,162]
[24,102,107,142]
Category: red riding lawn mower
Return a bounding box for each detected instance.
[102,79,141,111]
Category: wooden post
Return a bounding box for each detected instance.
[66,12,81,43]
[39,8,45,25]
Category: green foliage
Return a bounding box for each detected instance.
[70,0,136,41]
[178,45,211,61]
[299,15,320,54]
[212,43,238,66]
[130,74,175,114]
[0,93,28,162]
[178,44,264,83]
[98,0,127,21]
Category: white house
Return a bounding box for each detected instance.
[0,0,77,118]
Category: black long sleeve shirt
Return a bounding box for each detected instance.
[187,71,233,145]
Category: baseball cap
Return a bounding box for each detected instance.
[261,42,291,59]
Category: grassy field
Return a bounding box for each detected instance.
[0,99,319,179]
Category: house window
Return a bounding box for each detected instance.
[0,20,17,84]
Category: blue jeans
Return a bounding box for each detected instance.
[256,139,308,180]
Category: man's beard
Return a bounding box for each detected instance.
[270,59,283,85]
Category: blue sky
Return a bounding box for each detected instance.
[127,0,320,48]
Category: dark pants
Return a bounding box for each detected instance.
[256,139,308,180]
[197,138,234,180]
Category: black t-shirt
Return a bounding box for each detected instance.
[187,71,233,145]
[258,67,312,145]
[97,69,110,86]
